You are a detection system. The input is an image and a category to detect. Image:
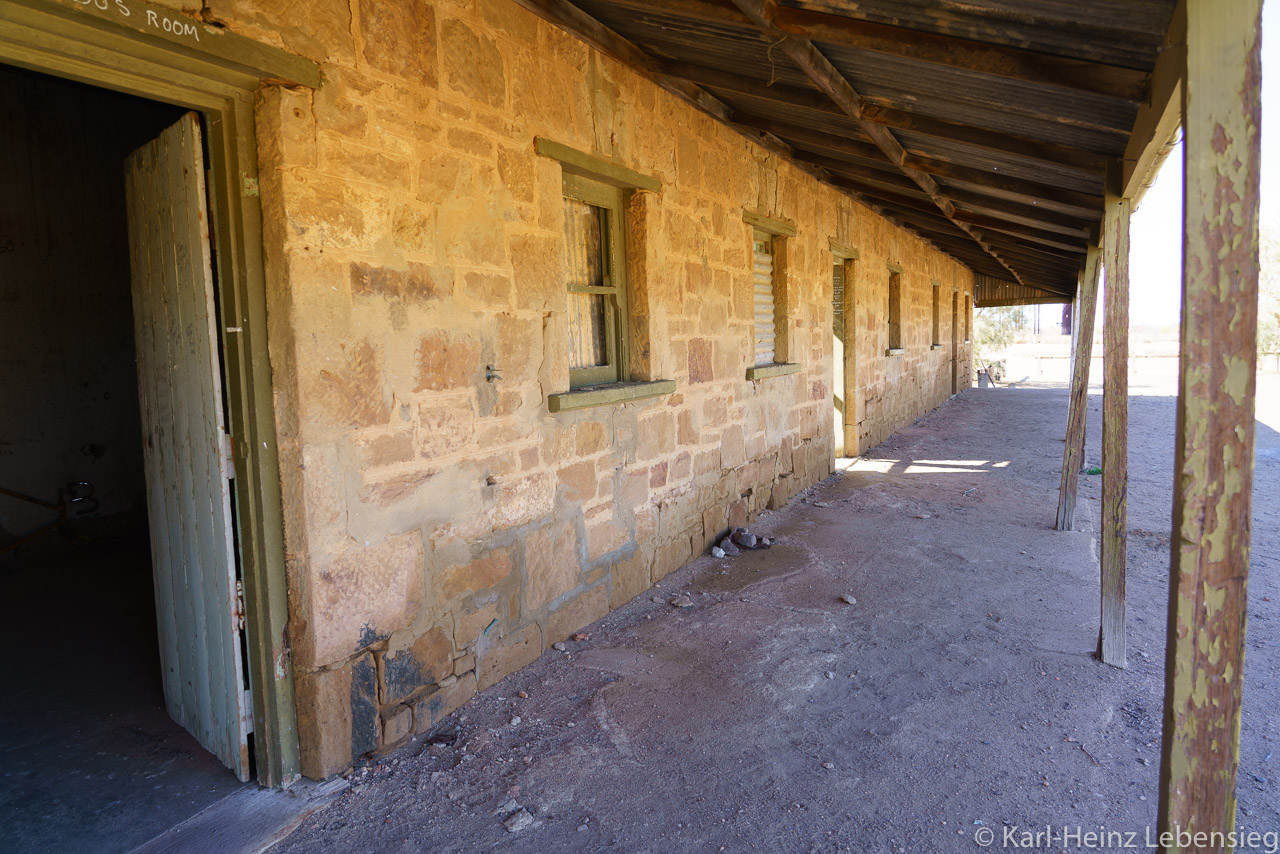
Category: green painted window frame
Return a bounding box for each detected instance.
[562,172,630,389]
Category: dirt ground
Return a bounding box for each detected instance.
[272,364,1280,854]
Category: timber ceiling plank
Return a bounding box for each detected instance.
[523,0,1178,293]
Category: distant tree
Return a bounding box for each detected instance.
[974,306,1027,365]
[1260,226,1280,370]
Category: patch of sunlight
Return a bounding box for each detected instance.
[847,458,898,473]
[904,464,990,474]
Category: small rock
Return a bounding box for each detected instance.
[552,642,567,652]
[503,809,534,833]
[822,762,835,770]
[577,824,588,832]
[493,797,519,816]
[813,501,832,508]
[572,632,590,641]
[732,528,758,549]
[839,594,857,605]
[669,595,694,608]
[517,690,529,699]
[510,716,522,726]
[718,537,741,556]
[711,546,726,559]
[915,513,930,519]
[824,671,835,679]
[651,596,665,603]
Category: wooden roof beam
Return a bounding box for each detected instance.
[602,0,1148,102]
[725,0,1031,287]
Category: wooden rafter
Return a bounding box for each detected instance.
[658,59,1112,176]
[724,0,1030,286]
[599,0,1148,101]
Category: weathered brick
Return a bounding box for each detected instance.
[609,550,650,609]
[360,0,437,86]
[414,330,482,392]
[381,704,413,748]
[441,18,507,108]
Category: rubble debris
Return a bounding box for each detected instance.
[731,528,758,549]
[669,595,694,608]
[839,594,857,605]
[571,632,590,641]
[503,808,534,832]
[552,642,567,652]
[718,537,740,556]
[711,546,726,559]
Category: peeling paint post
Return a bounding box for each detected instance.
[1099,160,1129,668]
[1056,245,1100,531]
[1157,0,1262,848]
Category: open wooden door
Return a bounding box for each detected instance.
[124,113,251,781]
[832,261,846,457]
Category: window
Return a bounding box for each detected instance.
[887,267,903,353]
[753,229,778,366]
[965,294,972,341]
[563,173,627,388]
[931,280,942,348]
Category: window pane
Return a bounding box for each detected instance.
[568,291,609,369]
[564,197,605,289]
[753,233,775,365]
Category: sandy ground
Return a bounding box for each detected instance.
[272,362,1280,854]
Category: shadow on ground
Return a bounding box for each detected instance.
[272,385,1279,854]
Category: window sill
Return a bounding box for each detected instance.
[931,344,943,351]
[548,379,676,412]
[885,348,906,357]
[745,362,801,381]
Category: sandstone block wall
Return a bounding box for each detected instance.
[200,0,973,777]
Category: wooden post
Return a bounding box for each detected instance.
[1157,0,1262,848]
[1055,245,1100,531]
[1098,162,1130,667]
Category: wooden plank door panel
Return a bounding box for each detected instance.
[124,112,249,781]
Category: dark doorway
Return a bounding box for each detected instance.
[0,65,248,854]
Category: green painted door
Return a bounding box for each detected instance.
[124,113,251,781]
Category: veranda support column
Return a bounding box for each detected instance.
[1157,0,1262,848]
[1055,246,1101,531]
[1099,163,1131,668]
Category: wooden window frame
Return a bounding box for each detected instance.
[886,265,904,355]
[743,211,798,380]
[931,280,943,349]
[563,172,630,389]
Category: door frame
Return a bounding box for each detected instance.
[0,0,320,786]
[830,240,860,459]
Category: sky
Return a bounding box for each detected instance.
[1125,0,1279,327]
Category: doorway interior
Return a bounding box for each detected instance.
[0,65,250,854]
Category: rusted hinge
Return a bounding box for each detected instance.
[233,579,246,632]
[222,432,236,479]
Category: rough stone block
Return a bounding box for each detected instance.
[380,624,452,703]
[414,329,482,392]
[586,516,628,562]
[300,531,424,667]
[307,340,390,430]
[438,548,513,603]
[454,601,500,651]
[609,550,650,609]
[557,460,597,502]
[687,337,713,383]
[547,585,608,643]
[525,523,578,611]
[412,671,478,734]
[296,665,352,780]
[441,18,506,109]
[359,0,437,86]
[653,535,692,581]
[380,704,413,749]
[353,430,415,469]
[453,653,476,675]
[720,424,745,469]
[478,624,541,691]
[350,653,381,759]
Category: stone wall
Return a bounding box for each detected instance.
[206,0,973,777]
